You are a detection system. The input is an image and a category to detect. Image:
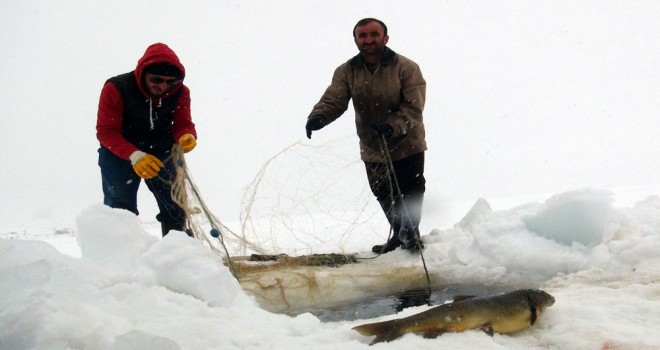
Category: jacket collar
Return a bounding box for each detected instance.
[349,46,396,68]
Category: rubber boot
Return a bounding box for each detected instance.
[396,193,424,253]
[161,222,193,238]
[372,198,402,254]
[399,226,424,252]
[371,234,402,254]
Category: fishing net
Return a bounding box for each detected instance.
[169,137,391,277]
[170,138,434,313]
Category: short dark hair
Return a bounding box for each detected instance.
[353,18,388,37]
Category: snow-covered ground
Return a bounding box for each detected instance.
[2,189,660,349]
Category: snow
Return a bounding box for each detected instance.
[2,193,660,349]
[2,1,660,349]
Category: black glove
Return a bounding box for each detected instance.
[305,115,327,139]
[376,123,394,138]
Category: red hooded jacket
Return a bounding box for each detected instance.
[96,43,197,160]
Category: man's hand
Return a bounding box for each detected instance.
[305,115,327,139]
[178,133,197,153]
[130,151,164,179]
[376,123,394,138]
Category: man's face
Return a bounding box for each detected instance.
[353,21,389,57]
[144,73,180,97]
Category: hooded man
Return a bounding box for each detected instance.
[96,43,197,237]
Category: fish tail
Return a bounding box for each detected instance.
[352,320,403,344]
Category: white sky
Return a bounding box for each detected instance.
[1,0,659,232]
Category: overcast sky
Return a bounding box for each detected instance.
[1,0,658,231]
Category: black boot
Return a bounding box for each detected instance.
[396,192,424,253]
[372,234,402,254]
[401,234,424,252]
[372,196,402,254]
[161,222,193,238]
[397,216,425,252]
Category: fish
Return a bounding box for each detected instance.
[352,289,555,345]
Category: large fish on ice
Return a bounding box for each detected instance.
[352,289,555,345]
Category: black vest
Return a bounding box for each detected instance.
[107,72,182,154]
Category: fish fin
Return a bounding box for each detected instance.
[481,323,494,336]
[527,294,538,325]
[423,328,445,339]
[451,294,477,302]
[352,320,403,345]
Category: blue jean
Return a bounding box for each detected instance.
[98,147,186,226]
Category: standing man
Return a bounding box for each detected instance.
[96,43,198,237]
[306,18,427,253]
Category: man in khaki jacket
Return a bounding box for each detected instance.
[306,18,427,254]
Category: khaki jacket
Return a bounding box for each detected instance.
[309,47,426,162]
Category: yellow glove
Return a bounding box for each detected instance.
[130,151,164,179]
[178,133,197,153]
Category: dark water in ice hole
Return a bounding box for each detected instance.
[311,285,512,323]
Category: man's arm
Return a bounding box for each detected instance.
[386,59,426,137]
[96,82,138,160]
[171,85,197,143]
[308,64,352,124]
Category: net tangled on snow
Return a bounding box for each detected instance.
[169,138,433,304]
[168,137,396,276]
[170,145,253,257]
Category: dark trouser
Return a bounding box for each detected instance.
[364,152,425,247]
[98,147,186,230]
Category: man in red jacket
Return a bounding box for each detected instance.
[96,43,197,237]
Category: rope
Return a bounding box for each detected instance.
[167,140,431,292]
[377,135,433,298]
[170,145,239,281]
